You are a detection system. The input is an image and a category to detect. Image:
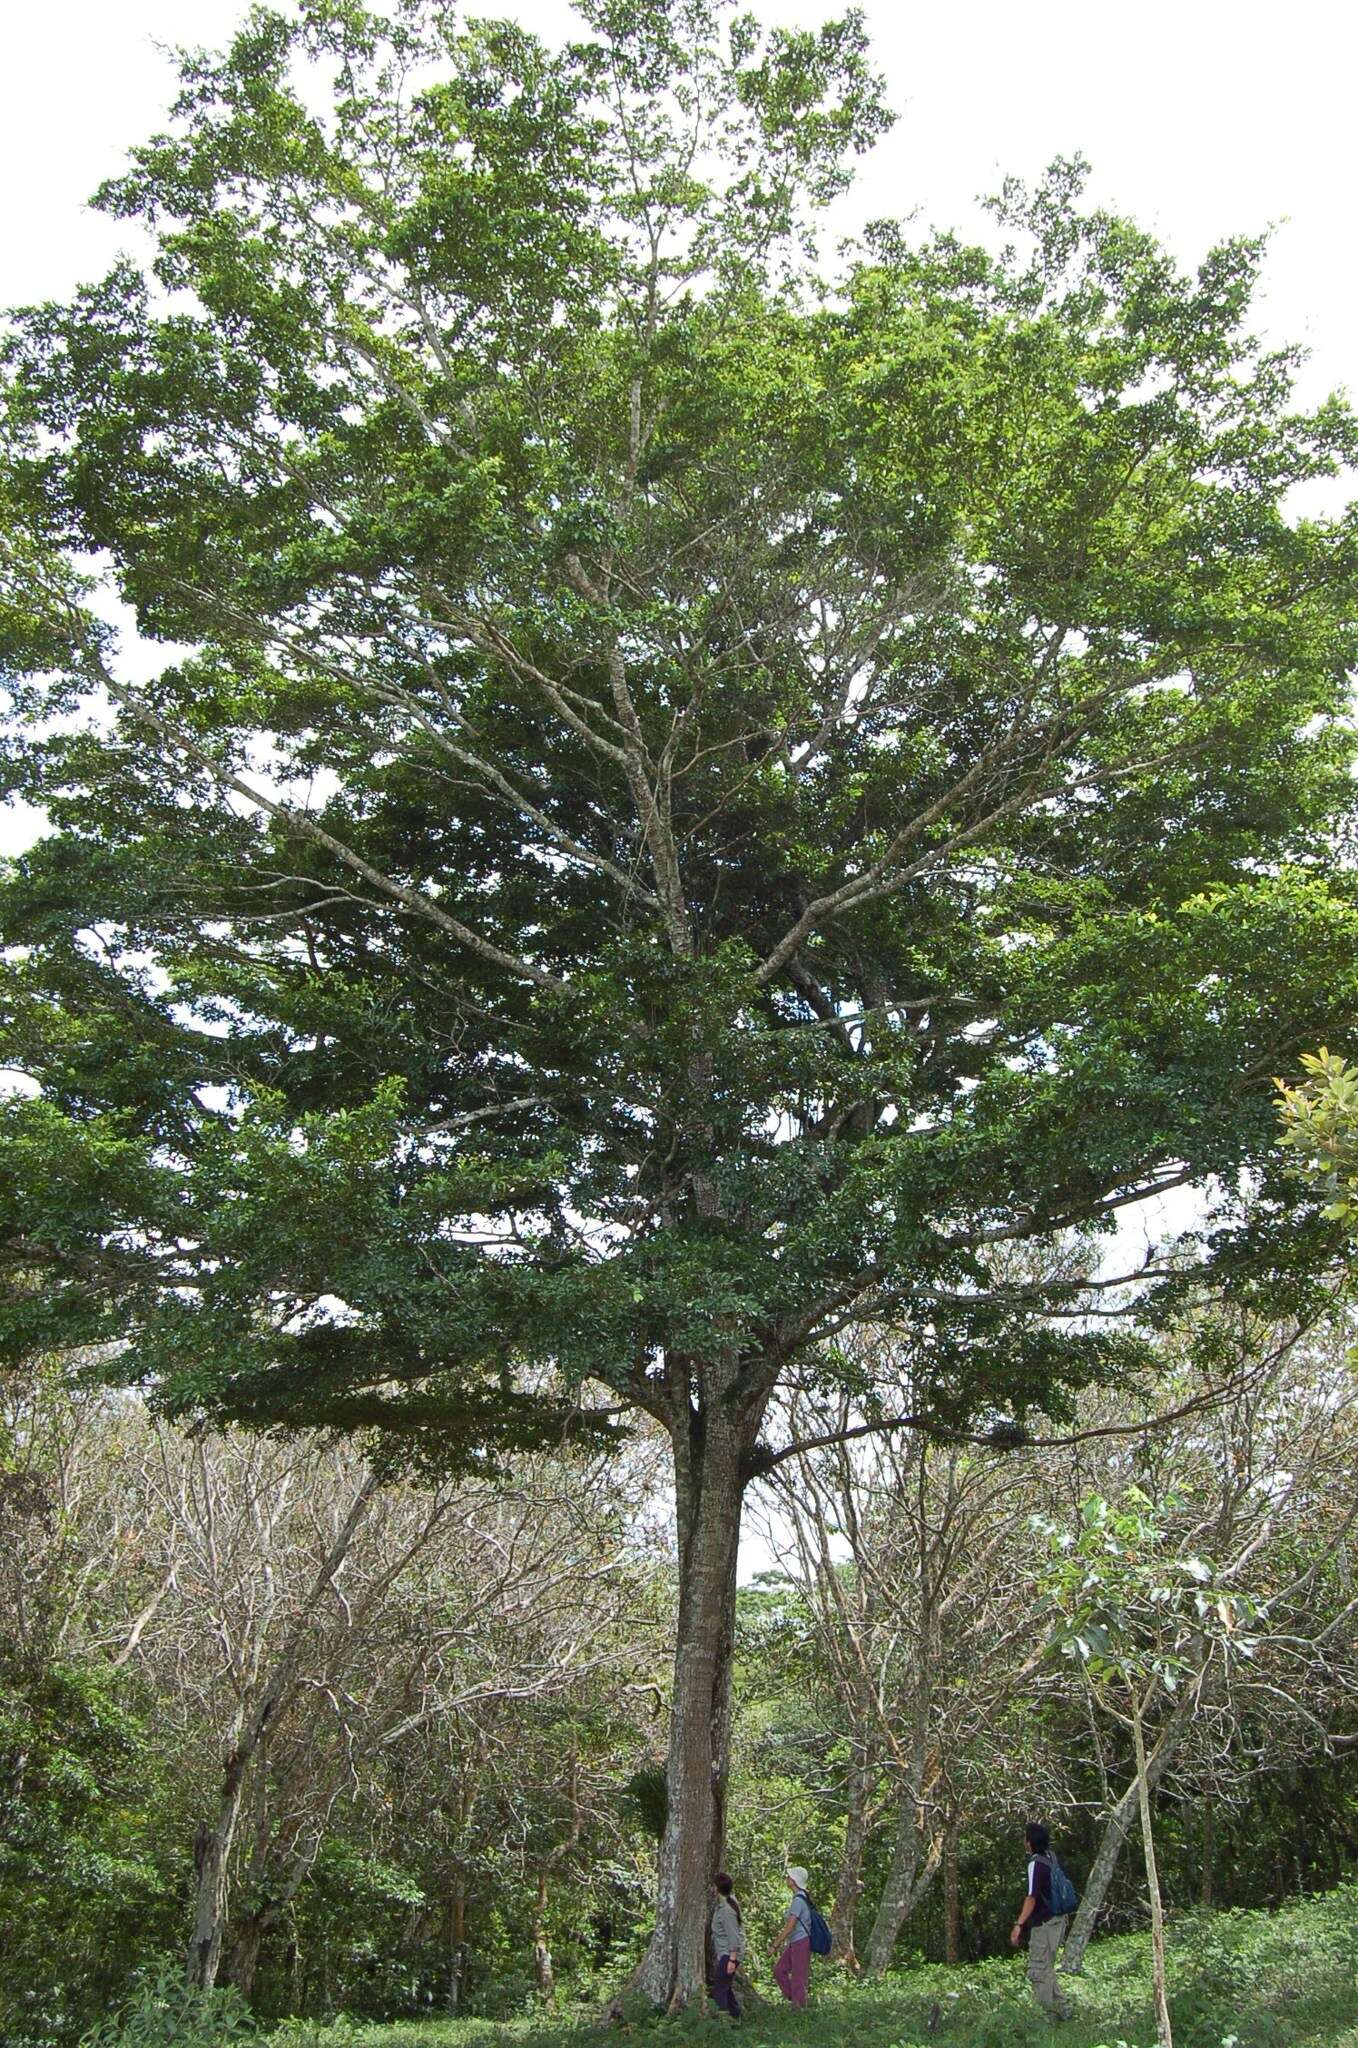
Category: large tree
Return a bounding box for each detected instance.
[3,0,1358,2004]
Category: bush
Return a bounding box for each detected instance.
[78,1959,258,2048]
[0,1659,177,2045]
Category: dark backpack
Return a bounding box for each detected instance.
[1047,1855,1078,1918]
[802,1894,833,1956]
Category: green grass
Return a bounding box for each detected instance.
[269,1890,1358,2048]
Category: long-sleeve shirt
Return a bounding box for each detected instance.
[712,1898,746,1959]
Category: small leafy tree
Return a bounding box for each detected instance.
[1042,1490,1258,2048]
[1279,1050,1358,1239]
[78,1959,257,2048]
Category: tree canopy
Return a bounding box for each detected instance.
[4,0,1355,1441]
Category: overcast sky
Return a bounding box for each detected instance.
[7,0,1356,395]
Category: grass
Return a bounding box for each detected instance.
[268,1887,1358,2048]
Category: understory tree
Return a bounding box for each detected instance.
[754,1348,1056,1973]
[1057,1310,1358,1968]
[1279,1050,1358,1249]
[4,0,1358,2006]
[760,1305,1358,1973]
[1042,1490,1261,2048]
[0,1359,663,2019]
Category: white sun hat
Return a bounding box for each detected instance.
[786,1866,809,1888]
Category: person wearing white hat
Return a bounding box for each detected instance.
[770,1867,814,2006]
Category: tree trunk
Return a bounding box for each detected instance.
[287,1916,303,2014]
[220,1816,336,2004]
[863,1801,920,1974]
[219,1748,275,2001]
[829,1753,873,1969]
[446,1886,467,2012]
[533,1871,555,2003]
[632,1403,745,2011]
[863,1715,936,1975]
[221,1914,266,2001]
[1063,1689,1194,1973]
[188,1756,249,1991]
[1133,1692,1173,2048]
[943,1820,961,1967]
[1199,1789,1215,1909]
[863,1814,944,1974]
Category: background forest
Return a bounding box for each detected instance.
[7,1298,1358,2043]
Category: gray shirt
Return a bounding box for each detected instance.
[712,1897,746,1959]
[783,1889,814,1950]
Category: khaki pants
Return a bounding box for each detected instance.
[1027,1915,1069,2018]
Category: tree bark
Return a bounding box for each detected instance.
[632,1395,746,2011]
[829,1753,873,1969]
[871,1829,944,1976]
[863,1721,936,1974]
[1200,1789,1215,1909]
[446,1886,467,2013]
[943,1820,961,1967]
[219,1743,279,2000]
[1063,1688,1194,1973]
[1133,1691,1173,2048]
[221,1914,266,2001]
[533,1870,556,2003]
[188,1764,248,1995]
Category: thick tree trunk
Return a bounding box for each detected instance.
[863,1813,943,1974]
[1063,1690,1194,1973]
[221,1914,266,2001]
[533,1871,555,2003]
[633,1405,745,2011]
[220,1820,333,2003]
[219,1759,278,1999]
[830,1754,873,1969]
[1133,1693,1173,2048]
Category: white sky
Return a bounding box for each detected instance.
[4,0,1351,1575]
[5,0,1356,395]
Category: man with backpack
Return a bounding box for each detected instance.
[770,1866,832,2006]
[1010,1822,1076,2021]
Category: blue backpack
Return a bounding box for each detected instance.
[1048,1855,1078,1918]
[802,1894,833,1956]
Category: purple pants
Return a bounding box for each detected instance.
[774,1936,810,2007]
[712,1953,741,2016]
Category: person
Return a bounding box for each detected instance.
[770,1866,814,2008]
[1010,1821,1071,2021]
[711,1872,746,2019]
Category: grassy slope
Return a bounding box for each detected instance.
[273,1889,1358,2048]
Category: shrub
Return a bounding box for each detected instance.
[78,1959,258,2048]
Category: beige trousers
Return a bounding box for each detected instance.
[1027,1915,1070,2018]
